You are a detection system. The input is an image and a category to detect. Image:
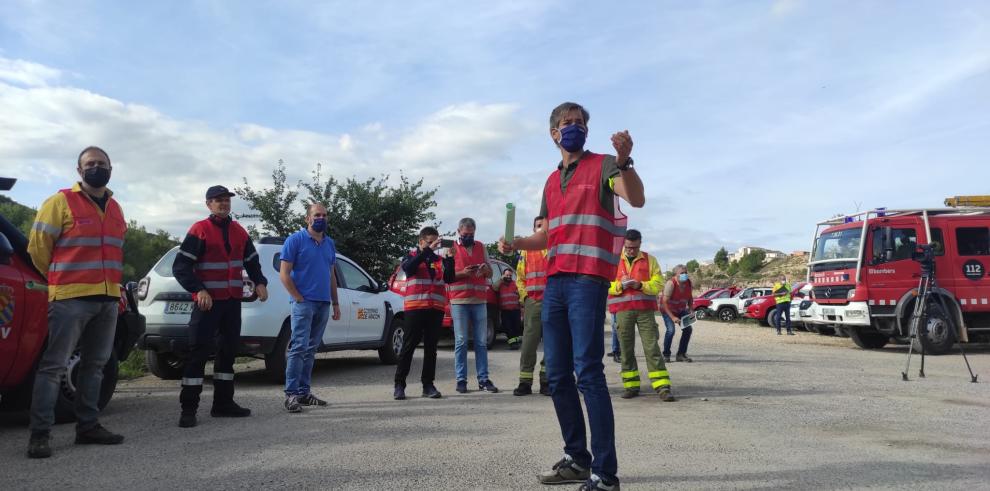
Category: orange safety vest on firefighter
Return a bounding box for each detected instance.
[608,252,662,313]
[36,187,127,301]
[498,278,520,310]
[448,240,488,302]
[519,250,548,302]
[187,218,249,301]
[403,250,446,311]
[544,152,627,280]
[664,278,694,313]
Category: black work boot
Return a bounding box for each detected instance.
[513,382,533,396]
[394,383,407,400]
[539,374,550,396]
[179,383,202,427]
[75,424,124,444]
[27,432,51,459]
[211,379,251,417]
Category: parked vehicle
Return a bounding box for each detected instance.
[692,287,740,320]
[388,255,514,348]
[0,177,145,422]
[805,201,990,353]
[708,287,774,322]
[743,282,809,326]
[137,239,404,381]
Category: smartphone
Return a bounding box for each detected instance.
[440,238,454,248]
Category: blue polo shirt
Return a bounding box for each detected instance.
[281,228,336,302]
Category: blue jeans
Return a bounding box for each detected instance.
[542,274,617,484]
[661,308,693,357]
[775,302,792,331]
[285,300,331,396]
[451,303,490,382]
[610,313,620,354]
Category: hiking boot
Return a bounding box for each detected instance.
[657,388,676,402]
[479,380,499,393]
[27,432,51,459]
[456,380,468,393]
[513,382,532,396]
[284,395,302,413]
[539,383,551,396]
[178,413,198,428]
[211,402,251,417]
[394,385,407,400]
[578,475,620,490]
[75,424,124,445]
[620,389,639,399]
[298,393,328,406]
[676,353,693,363]
[537,455,591,484]
[422,384,442,399]
[663,354,671,363]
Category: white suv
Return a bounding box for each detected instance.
[708,286,773,322]
[135,238,405,381]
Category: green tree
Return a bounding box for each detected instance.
[686,259,700,273]
[0,195,36,235]
[486,242,519,269]
[122,222,179,282]
[235,160,304,239]
[713,247,729,270]
[737,249,767,273]
[726,261,739,276]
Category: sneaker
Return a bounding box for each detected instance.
[787,330,795,336]
[578,474,620,490]
[513,382,532,396]
[74,424,124,445]
[178,413,197,428]
[27,432,51,459]
[479,380,499,393]
[539,384,551,396]
[211,402,251,417]
[537,455,591,484]
[676,354,693,363]
[611,352,621,363]
[663,354,671,363]
[422,384,442,399]
[284,395,302,413]
[456,380,468,393]
[620,389,639,399]
[394,385,407,400]
[657,388,676,402]
[298,393,328,406]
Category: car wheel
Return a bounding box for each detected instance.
[761,308,776,327]
[717,307,736,322]
[694,308,707,320]
[911,302,955,355]
[145,351,185,380]
[54,350,118,424]
[265,321,291,382]
[848,328,889,349]
[378,316,403,365]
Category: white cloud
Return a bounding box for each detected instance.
[0,56,61,87]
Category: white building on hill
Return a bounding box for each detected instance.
[729,246,786,264]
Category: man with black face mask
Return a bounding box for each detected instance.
[172,185,269,428]
[26,146,128,458]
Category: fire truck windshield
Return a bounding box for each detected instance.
[812,228,862,262]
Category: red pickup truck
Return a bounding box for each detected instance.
[0,177,145,423]
[743,282,809,326]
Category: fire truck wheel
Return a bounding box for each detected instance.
[145,351,185,380]
[54,350,119,424]
[912,302,954,355]
[716,307,736,322]
[848,328,889,349]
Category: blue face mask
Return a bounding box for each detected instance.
[557,124,586,152]
[311,218,327,233]
[460,234,474,247]
[678,273,689,282]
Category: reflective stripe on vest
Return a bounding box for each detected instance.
[523,250,548,302]
[499,283,520,310]
[403,252,447,311]
[46,189,126,289]
[449,241,488,302]
[544,153,627,280]
[189,218,249,301]
[608,252,657,313]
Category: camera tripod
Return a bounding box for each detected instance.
[901,257,978,383]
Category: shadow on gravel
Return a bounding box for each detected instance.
[670,383,830,401]
[625,461,990,489]
[694,353,802,365]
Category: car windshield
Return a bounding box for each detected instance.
[702,290,721,298]
[812,228,862,262]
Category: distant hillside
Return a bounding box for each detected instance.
[691,255,809,290]
[0,195,178,282]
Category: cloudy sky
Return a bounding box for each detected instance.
[1,1,988,269]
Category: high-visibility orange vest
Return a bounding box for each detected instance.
[523,250,548,302]
[665,278,693,313]
[449,241,488,302]
[187,217,249,301]
[47,189,126,289]
[607,252,657,313]
[403,251,446,311]
[498,280,520,310]
[544,153,627,280]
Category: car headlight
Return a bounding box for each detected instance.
[847,289,856,299]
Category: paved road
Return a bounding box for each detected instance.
[3,320,989,490]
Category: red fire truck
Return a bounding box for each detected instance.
[805,199,990,354]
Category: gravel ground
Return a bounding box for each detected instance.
[2,319,989,490]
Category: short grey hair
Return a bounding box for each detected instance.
[458,217,476,229]
[306,202,328,217]
[673,264,687,274]
[549,102,590,129]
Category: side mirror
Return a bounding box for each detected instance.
[379,282,389,293]
[882,227,894,262]
[0,232,13,266]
